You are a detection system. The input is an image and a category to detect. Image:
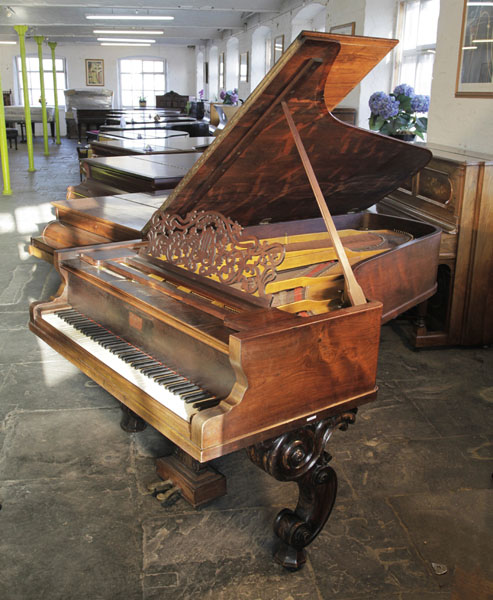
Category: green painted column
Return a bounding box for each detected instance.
[48,42,61,145]
[14,25,35,172]
[0,68,12,195]
[34,36,49,156]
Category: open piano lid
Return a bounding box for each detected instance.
[147,31,432,231]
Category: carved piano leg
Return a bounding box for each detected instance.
[247,410,357,570]
[119,404,147,433]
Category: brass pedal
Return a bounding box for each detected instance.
[157,486,181,507]
[147,479,173,496]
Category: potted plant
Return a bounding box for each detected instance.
[213,89,241,130]
[219,88,239,105]
[139,95,147,108]
[368,84,430,141]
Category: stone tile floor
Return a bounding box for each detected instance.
[0,139,492,599]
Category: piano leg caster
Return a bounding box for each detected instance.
[119,404,147,433]
[247,411,356,570]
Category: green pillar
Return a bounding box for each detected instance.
[0,69,12,195]
[14,25,35,172]
[34,36,49,156]
[48,42,61,145]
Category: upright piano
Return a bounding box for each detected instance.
[30,32,440,570]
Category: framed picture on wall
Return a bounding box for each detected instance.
[456,0,493,97]
[273,35,284,63]
[329,22,356,36]
[239,52,249,82]
[85,59,104,86]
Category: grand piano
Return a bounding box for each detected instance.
[29,32,440,570]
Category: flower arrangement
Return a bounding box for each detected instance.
[368,84,430,139]
[198,89,204,100]
[219,88,239,105]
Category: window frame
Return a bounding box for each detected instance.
[118,57,166,108]
[15,54,67,107]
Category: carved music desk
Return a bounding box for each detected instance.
[30,32,440,570]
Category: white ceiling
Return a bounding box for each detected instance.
[0,1,284,46]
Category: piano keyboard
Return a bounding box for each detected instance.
[41,308,220,422]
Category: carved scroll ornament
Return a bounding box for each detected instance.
[144,209,285,298]
[247,410,357,570]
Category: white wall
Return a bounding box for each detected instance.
[427,0,493,154]
[0,40,195,135]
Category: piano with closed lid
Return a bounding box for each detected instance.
[29,31,440,570]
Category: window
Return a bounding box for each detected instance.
[225,38,239,91]
[219,53,225,91]
[395,0,440,95]
[251,26,272,89]
[119,58,165,108]
[16,56,67,106]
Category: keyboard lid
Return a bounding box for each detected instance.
[146,31,431,232]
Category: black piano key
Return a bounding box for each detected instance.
[154,373,183,383]
[183,391,211,403]
[130,359,158,368]
[122,353,146,364]
[155,375,183,386]
[102,341,128,350]
[141,365,169,376]
[193,399,219,410]
[167,382,198,393]
[89,331,114,339]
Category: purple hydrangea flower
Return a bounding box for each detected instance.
[219,90,226,100]
[369,91,400,119]
[230,93,239,104]
[410,94,430,113]
[393,83,415,97]
[379,96,400,119]
[369,91,389,114]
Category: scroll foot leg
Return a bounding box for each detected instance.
[248,411,356,570]
[120,404,147,433]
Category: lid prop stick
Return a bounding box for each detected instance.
[281,100,367,307]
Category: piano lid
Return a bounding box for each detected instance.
[149,31,432,230]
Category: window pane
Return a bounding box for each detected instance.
[121,91,134,107]
[143,60,155,72]
[26,57,38,70]
[154,74,165,91]
[415,52,434,95]
[417,0,440,47]
[143,73,154,89]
